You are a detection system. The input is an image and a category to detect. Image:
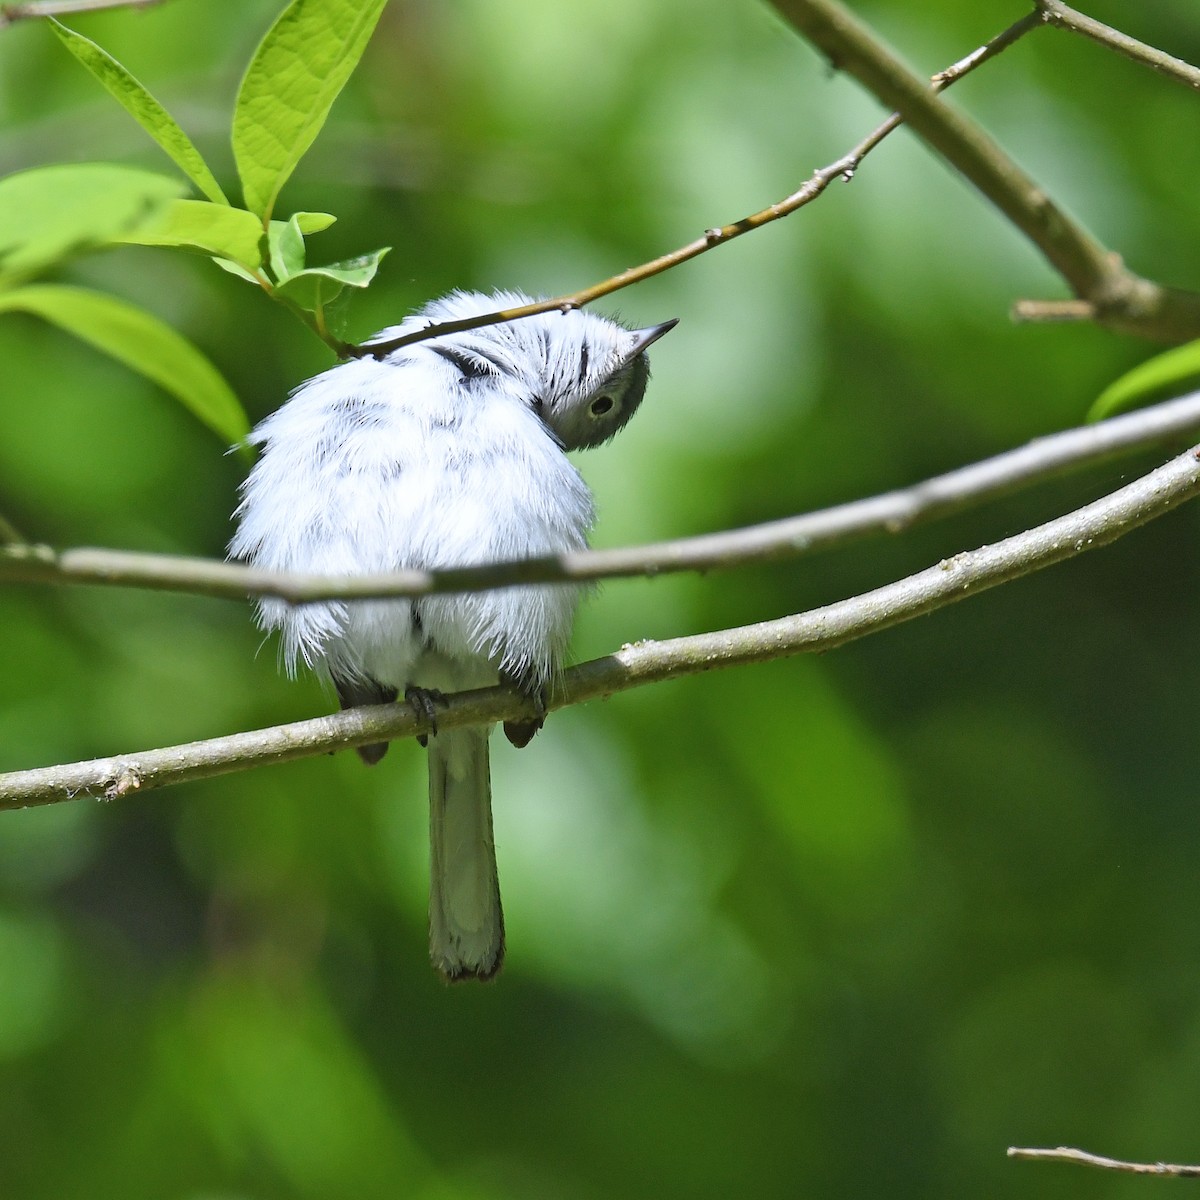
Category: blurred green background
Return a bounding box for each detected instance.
[3,1,1200,1196]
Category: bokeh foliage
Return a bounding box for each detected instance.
[2,1,1200,1197]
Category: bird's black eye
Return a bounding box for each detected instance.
[590,395,615,417]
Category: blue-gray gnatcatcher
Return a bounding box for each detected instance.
[229,290,676,982]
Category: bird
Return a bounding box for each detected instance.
[229,289,676,981]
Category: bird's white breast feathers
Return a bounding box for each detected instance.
[230,349,594,690]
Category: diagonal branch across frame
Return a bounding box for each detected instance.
[4,389,1200,602]
[349,2,1200,360]
[4,440,1199,809]
[347,9,1044,361]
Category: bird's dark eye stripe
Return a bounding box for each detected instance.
[578,341,589,383]
[430,344,498,380]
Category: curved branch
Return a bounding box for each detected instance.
[4,389,1200,602]
[4,442,1199,809]
[766,0,1200,344]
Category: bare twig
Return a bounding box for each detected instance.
[5,389,1200,603]
[766,0,1200,344]
[4,442,1200,808]
[1011,298,1096,324]
[1009,1146,1200,1176]
[1034,1,1200,91]
[0,0,160,24]
[350,12,1040,361]
[933,13,1043,86]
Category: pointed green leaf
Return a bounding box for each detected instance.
[274,247,389,312]
[0,284,248,445]
[267,213,306,282]
[265,211,337,281]
[115,199,265,271]
[0,164,183,285]
[275,270,343,312]
[1089,339,1200,421]
[212,257,263,284]
[291,211,336,235]
[49,19,228,205]
[232,0,389,221]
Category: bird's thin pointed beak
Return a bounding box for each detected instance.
[630,317,679,355]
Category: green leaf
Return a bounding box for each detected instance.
[274,247,389,312]
[0,284,248,445]
[1089,339,1200,421]
[115,199,265,271]
[49,19,229,206]
[266,211,339,281]
[212,257,262,284]
[267,213,307,282]
[232,0,389,221]
[291,211,336,235]
[0,163,183,285]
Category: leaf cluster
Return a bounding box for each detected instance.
[0,0,392,447]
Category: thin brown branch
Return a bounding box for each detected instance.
[4,442,1200,808]
[1009,1146,1200,1176]
[5,388,1200,602]
[932,12,1043,86]
[0,0,160,23]
[766,0,1200,344]
[350,12,1040,361]
[1034,1,1200,91]
[357,1,1200,354]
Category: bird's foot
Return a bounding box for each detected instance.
[405,685,447,747]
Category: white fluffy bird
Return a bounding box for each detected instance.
[230,290,676,981]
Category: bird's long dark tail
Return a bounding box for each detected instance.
[427,728,505,981]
